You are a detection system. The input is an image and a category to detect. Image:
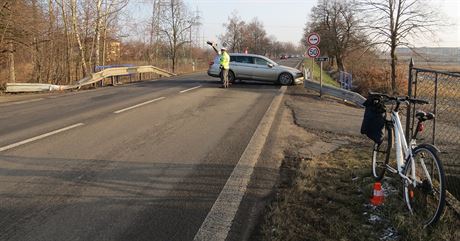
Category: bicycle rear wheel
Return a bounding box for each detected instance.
[372,123,393,181]
[403,144,446,227]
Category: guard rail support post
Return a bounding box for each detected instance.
[304,67,306,81]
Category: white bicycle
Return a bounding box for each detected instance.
[364,92,446,227]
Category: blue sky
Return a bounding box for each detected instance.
[127,0,460,47]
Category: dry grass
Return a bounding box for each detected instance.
[352,64,408,95]
[416,64,460,72]
[253,143,460,241]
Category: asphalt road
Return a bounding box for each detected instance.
[0,58,301,241]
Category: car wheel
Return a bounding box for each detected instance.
[278,73,293,85]
[228,71,236,83]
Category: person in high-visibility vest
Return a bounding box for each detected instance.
[219,47,230,88]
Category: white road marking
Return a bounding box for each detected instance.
[179,85,201,93]
[113,97,166,114]
[193,86,287,241]
[0,123,84,152]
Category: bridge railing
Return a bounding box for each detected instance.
[5,65,176,93]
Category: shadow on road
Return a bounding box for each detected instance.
[0,154,276,241]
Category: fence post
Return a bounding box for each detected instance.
[433,72,438,145]
[405,58,414,142]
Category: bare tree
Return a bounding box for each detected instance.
[220,11,245,53]
[242,18,269,55]
[70,0,89,76]
[0,0,39,83]
[359,0,440,93]
[305,0,364,71]
[158,0,199,73]
[0,1,15,83]
[94,0,103,68]
[101,0,129,66]
[0,0,203,86]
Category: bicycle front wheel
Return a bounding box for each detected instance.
[403,144,446,227]
[372,123,393,181]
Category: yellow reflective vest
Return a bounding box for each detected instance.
[220,51,230,70]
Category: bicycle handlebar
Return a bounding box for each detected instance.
[368,91,429,105]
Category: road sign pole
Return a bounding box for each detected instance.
[311,58,314,81]
[320,61,323,97]
[306,32,321,82]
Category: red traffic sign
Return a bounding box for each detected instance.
[306,46,320,58]
[307,32,321,46]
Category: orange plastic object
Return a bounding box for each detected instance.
[370,182,384,206]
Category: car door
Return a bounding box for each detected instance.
[233,56,254,79]
[252,57,278,81]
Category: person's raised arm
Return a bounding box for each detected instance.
[207,41,220,54]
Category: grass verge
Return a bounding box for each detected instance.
[253,143,460,241]
[303,60,339,88]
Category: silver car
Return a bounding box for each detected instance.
[207,53,303,85]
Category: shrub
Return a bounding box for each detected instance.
[344,50,409,95]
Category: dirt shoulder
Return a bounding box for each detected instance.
[251,85,459,241]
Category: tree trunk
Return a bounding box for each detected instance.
[46,0,54,83]
[71,0,89,76]
[102,27,107,66]
[391,47,398,94]
[389,1,397,94]
[172,50,176,73]
[31,0,40,83]
[8,41,15,83]
[336,55,345,72]
[60,0,72,84]
[94,0,103,68]
[390,42,397,94]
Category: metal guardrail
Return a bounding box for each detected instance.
[5,65,176,93]
[303,78,366,107]
[5,83,75,92]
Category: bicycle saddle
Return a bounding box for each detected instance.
[415,111,435,121]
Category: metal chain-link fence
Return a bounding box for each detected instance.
[407,65,460,200]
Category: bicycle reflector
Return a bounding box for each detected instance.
[417,123,425,132]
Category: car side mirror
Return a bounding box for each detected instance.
[267,63,274,68]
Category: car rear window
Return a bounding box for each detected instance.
[234,56,253,64]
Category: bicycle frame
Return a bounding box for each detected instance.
[368,93,446,226]
[389,110,417,187]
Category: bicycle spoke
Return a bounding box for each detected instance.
[403,145,446,227]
